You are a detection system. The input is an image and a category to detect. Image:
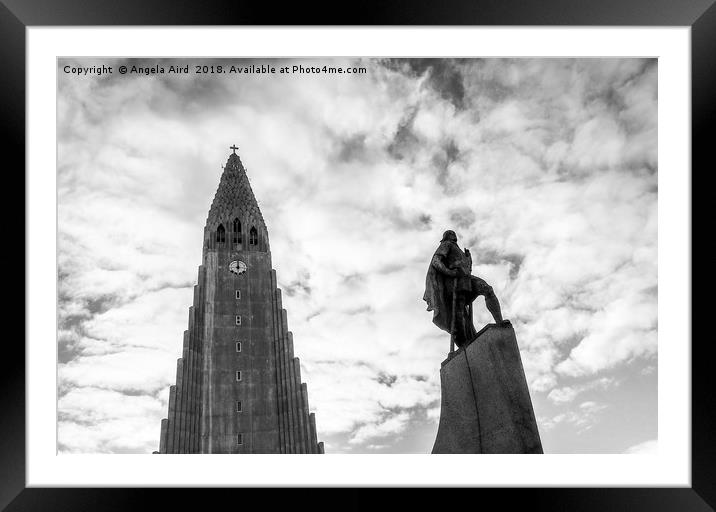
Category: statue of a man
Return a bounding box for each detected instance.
[423,230,506,348]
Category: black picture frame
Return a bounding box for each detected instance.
[3,0,709,510]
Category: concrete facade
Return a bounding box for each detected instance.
[158,151,322,454]
[432,323,543,454]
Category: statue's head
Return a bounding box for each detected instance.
[441,230,458,243]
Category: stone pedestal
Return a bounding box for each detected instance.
[432,323,543,454]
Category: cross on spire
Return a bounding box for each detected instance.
[230,144,239,154]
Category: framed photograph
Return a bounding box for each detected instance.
[4,0,709,509]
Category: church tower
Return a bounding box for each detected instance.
[157,146,324,454]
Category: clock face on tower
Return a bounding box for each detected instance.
[229,260,247,275]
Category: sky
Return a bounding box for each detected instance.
[57,57,658,454]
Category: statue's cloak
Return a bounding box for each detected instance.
[423,240,477,339]
[423,241,464,333]
[423,260,453,333]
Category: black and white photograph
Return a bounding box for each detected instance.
[57,57,658,456]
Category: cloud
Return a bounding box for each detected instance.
[349,411,412,445]
[58,387,166,453]
[57,57,657,454]
[541,401,609,434]
[555,296,657,377]
[547,377,617,404]
[624,439,658,454]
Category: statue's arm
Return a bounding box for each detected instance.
[431,254,458,277]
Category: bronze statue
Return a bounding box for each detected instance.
[423,230,507,349]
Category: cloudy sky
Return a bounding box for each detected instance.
[57,57,657,454]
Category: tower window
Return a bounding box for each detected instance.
[237,433,243,445]
[216,224,226,243]
[236,401,242,412]
[232,218,242,244]
[235,290,241,299]
[236,371,242,381]
[235,341,242,352]
[235,315,241,325]
[249,226,258,246]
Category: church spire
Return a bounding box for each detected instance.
[158,144,323,454]
[206,146,265,229]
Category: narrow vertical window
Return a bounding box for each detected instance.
[235,341,242,352]
[235,315,241,325]
[235,290,241,299]
[216,224,226,243]
[232,218,242,244]
[236,371,242,381]
[236,401,242,412]
[237,433,243,445]
[249,226,258,246]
